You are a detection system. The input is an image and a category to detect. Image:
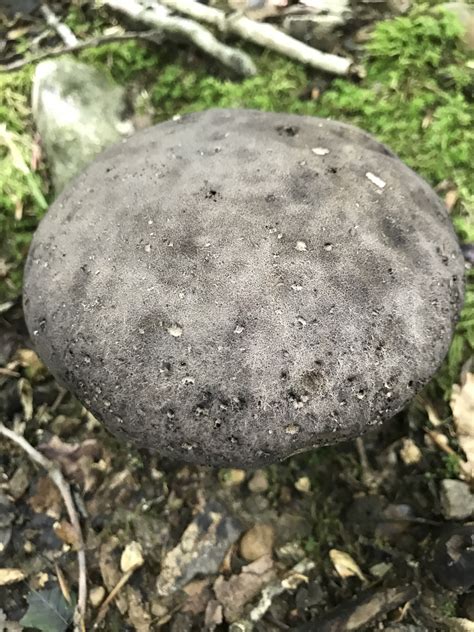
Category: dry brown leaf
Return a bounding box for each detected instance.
[451,372,474,480]
[38,435,102,491]
[28,476,62,519]
[14,348,47,381]
[213,554,276,623]
[54,520,80,549]
[0,568,26,586]
[182,579,212,615]
[329,549,366,581]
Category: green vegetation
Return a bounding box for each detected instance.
[0,5,472,392]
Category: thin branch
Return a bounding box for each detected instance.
[40,3,79,47]
[0,421,87,631]
[92,568,134,628]
[157,0,353,75]
[0,31,163,73]
[100,0,257,76]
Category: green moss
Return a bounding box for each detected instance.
[0,69,49,301]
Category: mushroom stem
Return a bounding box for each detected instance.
[0,422,87,631]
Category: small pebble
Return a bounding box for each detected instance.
[89,585,106,608]
[295,476,311,493]
[248,469,269,493]
[240,524,275,562]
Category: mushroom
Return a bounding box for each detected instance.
[23,109,464,467]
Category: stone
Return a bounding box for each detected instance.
[248,470,269,493]
[443,3,474,50]
[89,585,105,608]
[433,524,474,593]
[239,523,275,561]
[294,476,311,493]
[440,479,474,520]
[32,57,133,193]
[24,109,465,468]
[156,501,242,596]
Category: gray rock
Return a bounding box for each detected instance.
[442,3,474,50]
[23,109,465,468]
[440,479,474,520]
[156,501,242,596]
[32,57,133,193]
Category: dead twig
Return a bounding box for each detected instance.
[93,565,141,628]
[157,0,353,75]
[40,3,79,47]
[0,421,87,631]
[100,0,257,76]
[424,427,473,481]
[0,30,163,73]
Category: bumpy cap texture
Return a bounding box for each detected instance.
[23,109,464,467]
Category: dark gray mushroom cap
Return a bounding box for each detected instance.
[23,109,464,467]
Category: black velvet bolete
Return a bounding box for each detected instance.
[23,109,464,467]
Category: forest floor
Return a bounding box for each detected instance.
[0,1,473,631]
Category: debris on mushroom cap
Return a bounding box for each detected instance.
[23,109,465,468]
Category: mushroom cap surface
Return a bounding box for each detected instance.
[23,109,464,467]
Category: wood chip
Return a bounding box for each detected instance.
[365,171,386,189]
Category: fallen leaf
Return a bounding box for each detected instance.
[120,541,144,573]
[38,436,102,492]
[213,555,276,623]
[182,579,212,615]
[53,521,80,549]
[20,587,75,632]
[451,372,474,480]
[14,349,47,381]
[0,568,26,586]
[329,549,366,581]
[28,476,62,519]
[156,501,242,597]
